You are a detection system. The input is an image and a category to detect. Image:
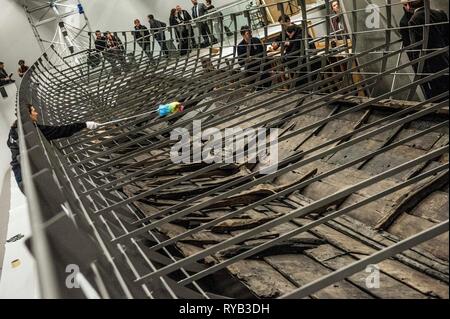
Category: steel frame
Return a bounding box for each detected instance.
[17,0,449,298]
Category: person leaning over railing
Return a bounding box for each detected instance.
[105,31,125,72]
[86,30,107,68]
[176,5,198,50]
[271,15,315,52]
[191,0,218,47]
[148,14,169,56]
[17,60,29,78]
[134,19,151,56]
[0,61,15,86]
[204,0,223,43]
[237,26,271,90]
[282,24,320,88]
[7,104,99,193]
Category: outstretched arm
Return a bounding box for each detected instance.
[37,122,87,141]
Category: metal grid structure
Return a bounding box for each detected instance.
[22,0,92,57]
[16,0,449,299]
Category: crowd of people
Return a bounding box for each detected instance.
[236,0,448,97]
[236,14,322,90]
[88,0,220,70]
[4,0,449,194]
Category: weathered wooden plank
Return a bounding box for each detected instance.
[336,215,449,280]
[410,191,449,222]
[305,244,428,299]
[375,171,449,230]
[265,254,373,299]
[388,213,449,261]
[335,96,449,116]
[225,260,298,298]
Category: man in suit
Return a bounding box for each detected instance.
[0,62,15,86]
[148,14,168,56]
[406,0,449,100]
[191,0,218,47]
[176,5,197,48]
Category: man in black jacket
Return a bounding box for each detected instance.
[148,14,168,56]
[237,26,271,89]
[94,30,107,52]
[282,24,320,88]
[176,5,197,48]
[134,19,151,56]
[191,0,218,47]
[271,15,315,51]
[406,0,449,100]
[0,62,15,86]
[88,30,107,68]
[7,104,99,193]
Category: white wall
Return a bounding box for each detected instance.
[0,0,42,82]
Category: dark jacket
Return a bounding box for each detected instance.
[0,67,13,86]
[18,65,29,77]
[0,68,8,80]
[409,7,449,50]
[284,25,314,58]
[408,7,449,72]
[177,10,192,22]
[8,122,86,168]
[399,10,415,61]
[149,19,167,40]
[274,24,315,51]
[237,37,265,70]
[95,36,107,52]
[134,24,150,41]
[192,3,208,19]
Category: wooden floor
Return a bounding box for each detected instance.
[116,92,449,299]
